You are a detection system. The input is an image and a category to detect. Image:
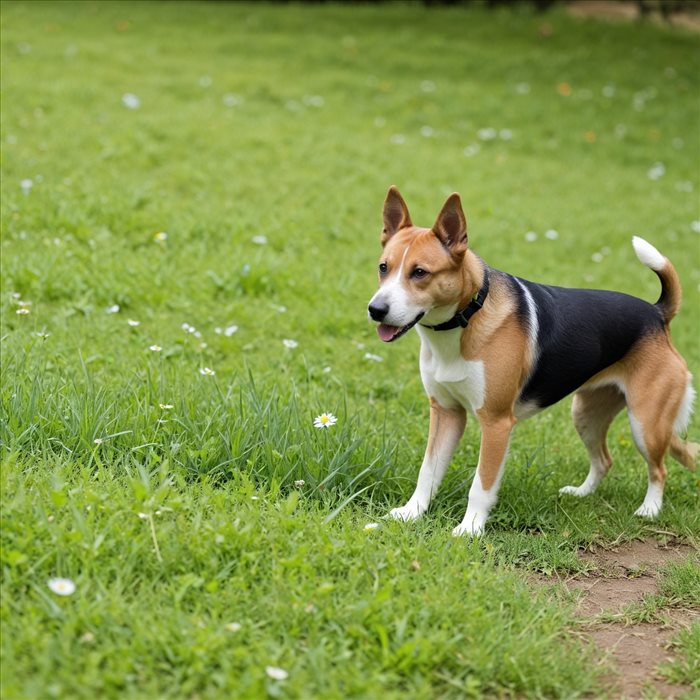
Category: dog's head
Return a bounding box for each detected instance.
[368,186,472,342]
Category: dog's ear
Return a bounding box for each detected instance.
[381,186,412,246]
[433,193,467,256]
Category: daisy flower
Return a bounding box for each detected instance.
[199,367,215,376]
[16,308,30,315]
[265,667,289,681]
[282,339,298,349]
[48,577,76,596]
[154,231,167,243]
[122,93,141,109]
[313,413,337,429]
[159,403,174,410]
[364,523,380,531]
[363,353,383,363]
[149,345,162,352]
[127,319,140,327]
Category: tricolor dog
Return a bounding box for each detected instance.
[368,186,697,536]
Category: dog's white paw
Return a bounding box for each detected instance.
[559,484,591,497]
[451,521,483,538]
[634,502,661,519]
[389,502,423,522]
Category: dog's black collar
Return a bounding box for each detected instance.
[420,268,490,332]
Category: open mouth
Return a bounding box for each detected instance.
[376,312,424,342]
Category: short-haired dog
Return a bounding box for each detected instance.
[368,187,697,536]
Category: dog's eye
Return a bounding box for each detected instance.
[411,267,429,279]
[379,262,388,276]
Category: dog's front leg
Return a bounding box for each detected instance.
[453,414,515,537]
[390,398,466,522]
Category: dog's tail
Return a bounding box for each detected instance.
[632,236,682,324]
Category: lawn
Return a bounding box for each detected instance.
[1,1,699,698]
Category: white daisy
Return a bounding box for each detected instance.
[313,413,337,429]
[477,127,497,141]
[149,345,162,352]
[225,622,242,632]
[222,93,243,107]
[364,523,380,531]
[122,93,141,109]
[16,308,30,315]
[199,367,215,376]
[93,438,103,445]
[303,95,325,107]
[647,162,665,181]
[265,667,289,681]
[224,325,238,337]
[544,229,559,240]
[525,231,538,242]
[127,319,140,327]
[20,178,33,194]
[154,231,167,243]
[251,235,268,245]
[106,304,120,314]
[48,577,76,596]
[159,403,174,410]
[363,353,383,362]
[282,339,298,349]
[294,479,306,487]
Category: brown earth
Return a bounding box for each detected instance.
[531,539,699,699]
[567,1,700,32]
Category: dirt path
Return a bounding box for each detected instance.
[531,539,698,698]
[567,1,700,32]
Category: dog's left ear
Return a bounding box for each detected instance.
[433,193,467,256]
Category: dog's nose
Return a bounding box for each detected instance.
[368,301,389,322]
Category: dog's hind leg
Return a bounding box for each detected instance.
[560,385,625,497]
[625,346,689,518]
[390,398,466,522]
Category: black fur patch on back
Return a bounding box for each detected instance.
[513,276,664,409]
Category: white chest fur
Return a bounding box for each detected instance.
[416,326,486,413]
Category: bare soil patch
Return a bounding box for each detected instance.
[567,0,700,32]
[531,539,698,699]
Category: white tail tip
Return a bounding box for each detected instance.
[632,236,665,272]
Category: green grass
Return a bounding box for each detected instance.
[1,1,699,698]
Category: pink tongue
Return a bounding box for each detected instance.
[377,324,400,342]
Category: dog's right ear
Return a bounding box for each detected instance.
[381,186,412,246]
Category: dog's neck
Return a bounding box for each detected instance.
[419,249,486,328]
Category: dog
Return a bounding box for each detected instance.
[368,186,697,536]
